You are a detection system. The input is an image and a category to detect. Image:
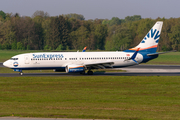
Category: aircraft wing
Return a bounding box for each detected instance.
[84,61,114,69]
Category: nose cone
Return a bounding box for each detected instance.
[3,60,9,67]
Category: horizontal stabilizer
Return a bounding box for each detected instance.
[147,50,176,56]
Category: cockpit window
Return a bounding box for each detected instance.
[10,58,18,60]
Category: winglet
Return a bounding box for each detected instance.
[82,46,87,52]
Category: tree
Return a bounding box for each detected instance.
[17,42,23,50]
[168,24,180,50]
[125,15,141,22]
[14,13,20,18]
[49,16,70,50]
[94,24,108,50]
[112,27,132,50]
[11,41,17,50]
[12,17,39,49]
[32,10,50,18]
[2,42,11,49]
[105,24,132,51]
[56,44,63,50]
[102,17,121,26]
[42,17,51,49]
[49,17,60,49]
[0,19,16,47]
[0,10,6,19]
[33,16,44,50]
[70,26,89,50]
[63,13,85,20]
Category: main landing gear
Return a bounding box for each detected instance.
[87,70,93,75]
[80,71,85,75]
[80,70,93,75]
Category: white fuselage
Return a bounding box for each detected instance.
[3,51,143,70]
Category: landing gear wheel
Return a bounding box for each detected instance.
[80,71,85,75]
[87,71,93,75]
[19,72,23,76]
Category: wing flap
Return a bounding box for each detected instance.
[84,62,114,69]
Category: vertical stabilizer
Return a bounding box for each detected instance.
[125,21,163,53]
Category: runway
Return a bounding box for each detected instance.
[1,62,180,77]
[0,62,3,67]
[0,71,180,77]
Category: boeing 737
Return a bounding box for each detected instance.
[3,21,163,75]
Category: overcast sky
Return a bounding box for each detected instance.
[0,0,180,20]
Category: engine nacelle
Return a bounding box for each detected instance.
[65,65,85,73]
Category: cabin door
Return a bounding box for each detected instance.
[24,55,30,64]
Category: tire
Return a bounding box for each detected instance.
[87,71,93,75]
[80,71,85,75]
[20,72,23,76]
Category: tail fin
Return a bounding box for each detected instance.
[125,21,163,53]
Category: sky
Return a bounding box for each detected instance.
[0,0,180,20]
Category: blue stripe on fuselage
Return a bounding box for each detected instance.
[11,67,66,71]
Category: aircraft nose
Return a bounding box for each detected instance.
[3,61,9,67]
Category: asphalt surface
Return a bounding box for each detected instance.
[126,64,180,69]
[0,71,180,77]
[0,62,3,67]
[1,62,180,77]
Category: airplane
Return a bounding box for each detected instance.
[3,21,163,75]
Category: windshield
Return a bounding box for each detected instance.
[10,58,18,60]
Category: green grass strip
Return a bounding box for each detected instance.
[0,76,180,119]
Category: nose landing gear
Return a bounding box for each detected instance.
[14,69,23,76]
[19,72,23,76]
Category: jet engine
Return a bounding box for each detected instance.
[65,65,85,73]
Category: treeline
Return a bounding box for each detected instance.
[0,10,180,51]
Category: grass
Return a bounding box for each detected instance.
[0,76,180,119]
